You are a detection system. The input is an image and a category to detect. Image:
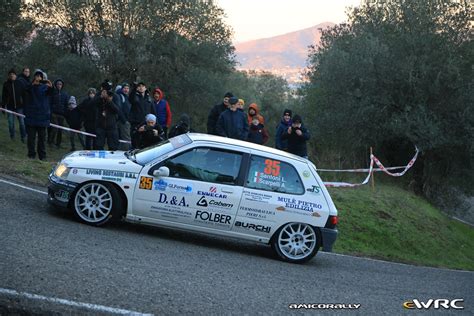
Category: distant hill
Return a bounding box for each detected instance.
[234,22,335,70]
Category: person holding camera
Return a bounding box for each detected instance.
[94,90,120,150]
[281,114,310,159]
[132,114,164,149]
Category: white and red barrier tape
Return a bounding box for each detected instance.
[321,147,419,188]
[1,107,131,144]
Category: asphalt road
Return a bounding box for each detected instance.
[0,178,472,315]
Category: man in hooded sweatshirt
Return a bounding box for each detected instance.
[48,78,69,148]
[23,69,53,160]
[152,88,172,139]
[275,109,292,151]
[216,97,248,141]
[247,103,265,125]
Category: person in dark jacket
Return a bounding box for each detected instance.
[281,114,310,158]
[216,97,248,141]
[132,113,164,149]
[78,88,97,150]
[128,82,156,148]
[168,113,194,138]
[247,117,269,145]
[152,87,172,138]
[207,92,233,135]
[116,83,131,150]
[23,69,53,160]
[48,78,69,148]
[95,90,120,150]
[64,96,84,151]
[275,109,293,151]
[1,69,26,142]
[16,68,30,89]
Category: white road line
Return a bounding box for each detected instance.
[0,288,154,316]
[0,179,47,195]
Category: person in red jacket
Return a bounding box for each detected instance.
[247,103,265,125]
[152,88,172,139]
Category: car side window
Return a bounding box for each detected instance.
[162,147,242,185]
[245,156,304,194]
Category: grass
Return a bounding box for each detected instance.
[0,117,473,270]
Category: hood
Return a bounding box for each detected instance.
[248,103,259,115]
[153,88,163,100]
[179,113,191,126]
[54,78,65,89]
[62,150,142,173]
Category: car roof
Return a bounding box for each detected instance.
[185,133,308,163]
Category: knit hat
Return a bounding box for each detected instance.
[145,113,157,122]
[283,109,292,117]
[68,96,77,109]
[292,114,302,123]
[101,79,113,91]
[229,97,239,105]
[8,69,16,75]
[87,88,97,95]
[224,92,234,98]
[121,82,130,88]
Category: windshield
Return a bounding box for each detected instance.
[131,140,175,165]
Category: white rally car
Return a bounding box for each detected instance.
[48,134,338,263]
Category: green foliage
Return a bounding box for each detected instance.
[303,0,473,199]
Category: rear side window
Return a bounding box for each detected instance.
[245,156,304,194]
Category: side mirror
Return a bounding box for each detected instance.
[153,166,170,178]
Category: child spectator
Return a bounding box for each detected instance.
[247,117,269,145]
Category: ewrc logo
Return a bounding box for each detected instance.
[403,299,464,310]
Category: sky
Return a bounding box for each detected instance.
[216,0,361,43]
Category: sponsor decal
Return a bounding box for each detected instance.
[54,190,69,202]
[140,176,153,190]
[158,193,188,207]
[85,168,137,179]
[153,179,192,193]
[306,185,321,194]
[150,205,192,218]
[302,170,311,178]
[243,191,272,203]
[197,190,227,199]
[289,304,361,310]
[277,197,322,212]
[196,196,233,209]
[239,206,275,220]
[234,221,271,233]
[403,299,464,310]
[102,176,122,182]
[78,151,108,158]
[195,210,232,225]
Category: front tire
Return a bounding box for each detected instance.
[271,222,320,263]
[73,182,123,226]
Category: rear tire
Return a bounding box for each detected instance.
[73,182,123,226]
[271,222,320,263]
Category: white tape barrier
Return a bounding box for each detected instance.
[1,107,131,144]
[322,147,419,187]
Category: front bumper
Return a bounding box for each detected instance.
[47,175,78,208]
[320,227,338,252]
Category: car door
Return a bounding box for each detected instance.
[133,146,247,231]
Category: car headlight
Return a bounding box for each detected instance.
[54,163,70,179]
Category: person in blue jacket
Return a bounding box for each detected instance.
[23,69,53,160]
[281,114,311,158]
[216,97,249,141]
[275,109,292,151]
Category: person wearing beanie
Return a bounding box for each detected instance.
[207,91,234,135]
[131,112,164,149]
[275,108,293,151]
[281,114,311,158]
[247,102,265,125]
[129,81,156,148]
[168,113,194,138]
[2,68,27,142]
[48,78,69,148]
[64,95,84,151]
[152,87,172,139]
[216,96,249,141]
[22,70,53,160]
